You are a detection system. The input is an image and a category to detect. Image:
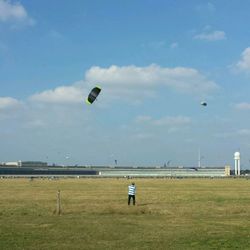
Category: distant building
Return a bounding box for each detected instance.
[4,161,21,167]
[21,161,48,168]
[1,161,47,168]
[225,165,231,176]
[97,166,230,177]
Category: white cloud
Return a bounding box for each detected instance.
[195,2,216,13]
[170,42,178,49]
[235,47,250,72]
[235,102,250,110]
[85,64,219,96]
[194,30,226,41]
[135,133,154,139]
[0,96,21,109]
[152,116,191,126]
[0,97,24,121]
[215,128,250,138]
[237,129,250,136]
[135,115,152,123]
[28,64,219,107]
[48,30,63,39]
[136,115,191,127]
[30,84,85,104]
[141,40,166,49]
[0,0,35,25]
[213,132,233,139]
[24,119,47,129]
[135,115,191,135]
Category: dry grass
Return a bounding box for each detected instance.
[0,178,250,249]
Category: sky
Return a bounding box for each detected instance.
[1,0,250,168]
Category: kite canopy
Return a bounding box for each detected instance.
[86,86,101,104]
[200,101,207,106]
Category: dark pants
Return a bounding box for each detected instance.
[128,195,135,205]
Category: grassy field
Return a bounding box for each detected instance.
[0,178,250,249]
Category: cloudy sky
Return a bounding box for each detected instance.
[1,0,250,168]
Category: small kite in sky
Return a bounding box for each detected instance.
[200,101,207,106]
[86,86,102,104]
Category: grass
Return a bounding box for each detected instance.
[0,178,250,249]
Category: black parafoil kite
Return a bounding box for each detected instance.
[86,86,101,104]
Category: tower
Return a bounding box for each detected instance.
[234,152,240,176]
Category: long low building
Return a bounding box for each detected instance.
[98,166,231,177]
[0,167,98,176]
[1,161,47,168]
[0,165,231,177]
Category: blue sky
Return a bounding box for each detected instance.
[1,0,250,168]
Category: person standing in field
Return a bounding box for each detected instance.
[128,182,136,205]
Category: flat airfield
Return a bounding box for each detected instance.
[0,178,250,249]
